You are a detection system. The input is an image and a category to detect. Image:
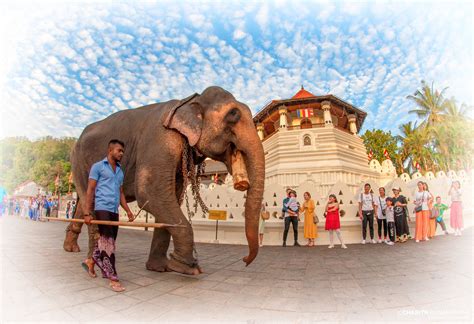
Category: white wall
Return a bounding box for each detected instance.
[113,168,472,245]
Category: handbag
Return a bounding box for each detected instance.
[430,207,439,219]
[313,213,319,224]
[261,211,270,220]
[415,192,424,213]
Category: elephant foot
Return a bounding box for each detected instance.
[166,255,203,275]
[145,258,170,273]
[63,230,81,253]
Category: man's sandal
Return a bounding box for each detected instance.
[81,260,97,278]
[109,281,125,292]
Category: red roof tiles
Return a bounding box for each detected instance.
[292,86,316,99]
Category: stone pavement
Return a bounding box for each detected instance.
[1,216,472,323]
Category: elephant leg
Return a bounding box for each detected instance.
[64,222,82,252]
[144,201,201,275]
[146,227,171,272]
[63,201,85,253]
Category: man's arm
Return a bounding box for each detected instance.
[84,179,97,225]
[372,196,378,217]
[282,198,288,212]
[120,187,134,221]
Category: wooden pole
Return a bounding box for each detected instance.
[42,216,185,228]
[145,212,149,231]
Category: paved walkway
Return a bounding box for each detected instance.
[1,216,472,323]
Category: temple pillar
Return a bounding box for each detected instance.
[278,105,288,131]
[348,114,358,134]
[321,101,333,127]
[257,124,264,141]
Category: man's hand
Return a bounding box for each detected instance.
[84,214,92,225]
[127,210,134,222]
[358,211,363,220]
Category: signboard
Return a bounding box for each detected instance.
[208,210,227,221]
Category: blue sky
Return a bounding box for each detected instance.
[1,0,472,139]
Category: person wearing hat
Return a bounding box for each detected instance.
[392,186,409,242]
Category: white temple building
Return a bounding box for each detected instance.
[253,86,395,194]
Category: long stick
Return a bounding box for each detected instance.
[133,200,149,221]
[42,217,185,228]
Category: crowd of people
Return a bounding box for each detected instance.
[0,196,62,220]
[259,180,464,248]
[2,179,465,252]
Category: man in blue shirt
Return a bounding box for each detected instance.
[83,139,134,292]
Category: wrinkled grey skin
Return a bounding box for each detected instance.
[63,86,265,275]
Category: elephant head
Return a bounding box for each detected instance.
[163,86,265,266]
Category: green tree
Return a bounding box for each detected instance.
[0,137,76,194]
[361,129,402,173]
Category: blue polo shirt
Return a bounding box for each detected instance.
[89,157,124,213]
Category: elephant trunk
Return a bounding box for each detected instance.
[235,132,265,266]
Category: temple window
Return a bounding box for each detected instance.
[303,135,312,146]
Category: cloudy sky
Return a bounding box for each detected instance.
[1,0,472,139]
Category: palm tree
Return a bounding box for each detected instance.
[444,97,471,122]
[397,122,417,173]
[398,122,435,172]
[407,81,448,128]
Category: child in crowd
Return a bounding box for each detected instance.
[324,194,347,249]
[285,191,300,216]
[385,197,395,245]
[433,196,449,235]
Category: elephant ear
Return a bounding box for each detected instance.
[163,93,202,147]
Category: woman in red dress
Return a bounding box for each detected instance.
[325,194,347,249]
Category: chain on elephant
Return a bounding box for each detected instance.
[179,138,209,264]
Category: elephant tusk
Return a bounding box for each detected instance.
[231,150,250,191]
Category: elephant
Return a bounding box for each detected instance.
[63,86,265,275]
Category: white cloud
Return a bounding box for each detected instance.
[1,1,472,140]
[233,29,247,41]
[255,4,269,30]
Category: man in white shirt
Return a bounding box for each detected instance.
[358,183,377,244]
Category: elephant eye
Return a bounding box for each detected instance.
[225,107,241,124]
